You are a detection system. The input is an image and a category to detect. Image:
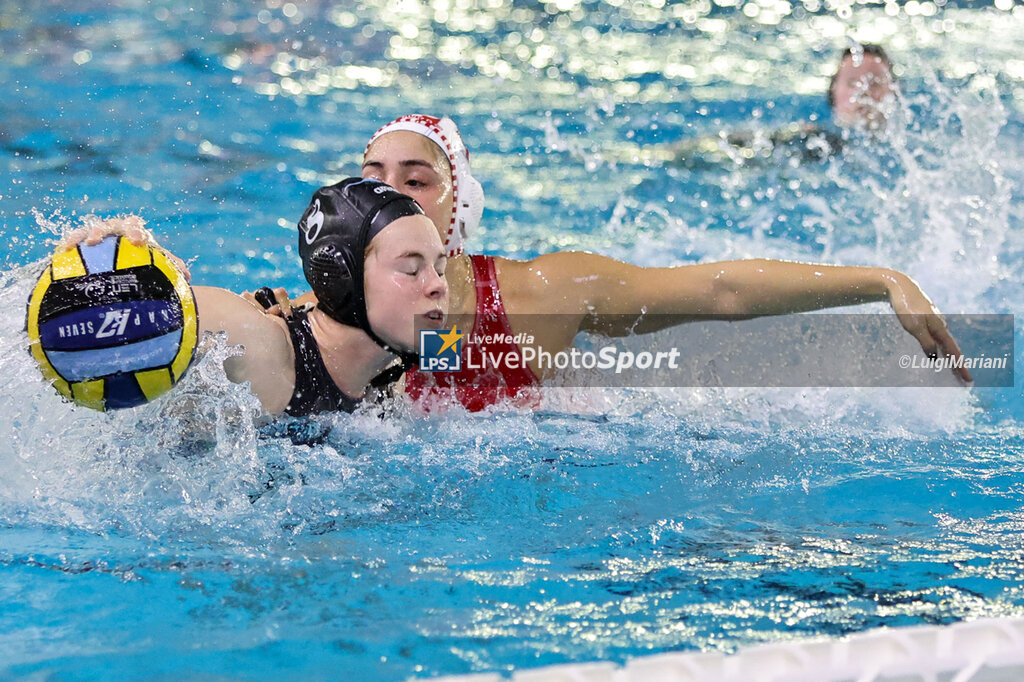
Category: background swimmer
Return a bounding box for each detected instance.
[667,43,897,168]
[61,179,448,416]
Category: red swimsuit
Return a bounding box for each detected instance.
[405,255,541,411]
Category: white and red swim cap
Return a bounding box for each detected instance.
[366,114,484,258]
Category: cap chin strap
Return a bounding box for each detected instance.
[316,296,419,370]
[364,324,420,370]
[366,114,484,257]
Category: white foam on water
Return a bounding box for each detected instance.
[434,616,1024,681]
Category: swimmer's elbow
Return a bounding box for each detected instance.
[704,259,775,317]
[705,278,750,317]
[222,348,293,415]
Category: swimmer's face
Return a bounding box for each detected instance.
[363,213,448,353]
[362,131,455,247]
[831,54,895,129]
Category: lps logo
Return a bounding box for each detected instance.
[419,326,463,372]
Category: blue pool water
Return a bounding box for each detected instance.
[2,1,1024,679]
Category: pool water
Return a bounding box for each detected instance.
[2,1,1024,679]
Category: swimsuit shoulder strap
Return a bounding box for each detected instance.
[283,306,361,416]
[470,254,505,317]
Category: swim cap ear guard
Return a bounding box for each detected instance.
[297,178,424,364]
[367,114,484,258]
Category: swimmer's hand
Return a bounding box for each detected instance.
[240,287,317,318]
[241,286,293,317]
[58,215,192,282]
[885,272,971,382]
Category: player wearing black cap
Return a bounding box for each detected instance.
[56,180,449,416]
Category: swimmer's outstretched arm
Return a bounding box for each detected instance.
[510,252,971,382]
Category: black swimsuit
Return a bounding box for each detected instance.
[284,306,361,416]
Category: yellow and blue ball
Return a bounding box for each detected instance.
[25,235,198,411]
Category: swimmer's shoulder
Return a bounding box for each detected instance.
[491,252,630,314]
[770,122,843,159]
[489,255,548,306]
[492,252,594,289]
[665,121,843,169]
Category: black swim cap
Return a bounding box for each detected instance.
[297,178,424,355]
